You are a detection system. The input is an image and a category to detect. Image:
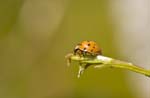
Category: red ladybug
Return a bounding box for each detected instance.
[74,41,102,56]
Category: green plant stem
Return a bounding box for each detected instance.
[110,60,150,77]
[66,54,150,77]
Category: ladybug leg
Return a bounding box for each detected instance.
[74,48,79,55]
[74,49,85,57]
[78,65,85,78]
[84,63,91,69]
[82,51,91,57]
[65,53,73,66]
[82,51,86,56]
[77,63,91,78]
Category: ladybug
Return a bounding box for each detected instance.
[74,41,102,56]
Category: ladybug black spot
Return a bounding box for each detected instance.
[91,49,93,52]
[83,48,86,50]
[87,43,91,46]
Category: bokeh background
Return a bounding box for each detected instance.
[0,0,149,98]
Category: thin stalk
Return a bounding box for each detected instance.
[110,60,150,77]
[66,54,150,78]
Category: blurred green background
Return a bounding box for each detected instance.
[0,0,146,98]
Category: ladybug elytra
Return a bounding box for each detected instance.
[74,41,102,56]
